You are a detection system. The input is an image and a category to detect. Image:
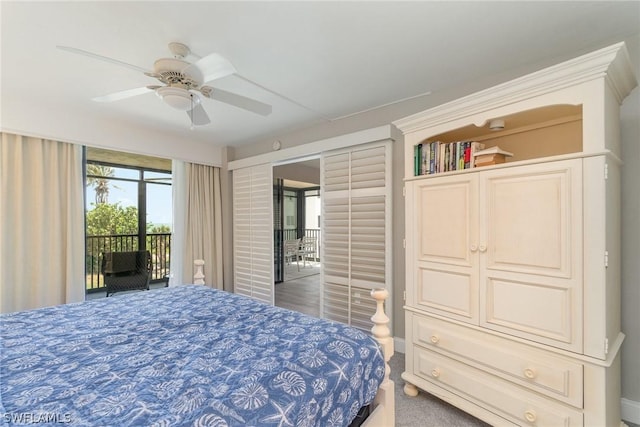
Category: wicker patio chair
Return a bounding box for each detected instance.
[101,250,151,297]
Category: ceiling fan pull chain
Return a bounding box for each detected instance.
[189,94,195,130]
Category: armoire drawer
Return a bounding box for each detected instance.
[414,346,584,426]
[412,313,583,408]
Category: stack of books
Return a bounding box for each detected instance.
[413,141,485,176]
[473,146,514,167]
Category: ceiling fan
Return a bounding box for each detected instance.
[57,42,272,126]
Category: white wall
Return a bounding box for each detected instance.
[1,99,225,166]
[273,163,320,185]
[621,83,640,416]
[620,34,640,410]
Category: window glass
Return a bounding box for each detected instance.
[305,190,321,229]
[146,182,172,232]
[284,190,297,230]
[144,170,172,183]
[100,165,139,180]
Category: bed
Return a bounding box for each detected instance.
[0,284,394,426]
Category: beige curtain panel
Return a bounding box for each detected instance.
[0,133,85,313]
[173,162,224,289]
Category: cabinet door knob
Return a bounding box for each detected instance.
[430,335,440,344]
[523,368,536,379]
[479,245,487,252]
[470,244,478,252]
[524,410,537,423]
[431,368,441,378]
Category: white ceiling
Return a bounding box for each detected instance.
[1,1,639,150]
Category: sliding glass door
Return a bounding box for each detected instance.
[85,160,171,293]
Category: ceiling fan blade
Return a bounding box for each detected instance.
[206,88,272,116]
[57,46,150,74]
[188,103,211,126]
[92,87,153,102]
[183,53,236,84]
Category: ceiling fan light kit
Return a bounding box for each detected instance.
[156,86,198,111]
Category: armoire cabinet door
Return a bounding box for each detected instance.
[479,159,583,351]
[407,174,479,324]
[407,159,582,349]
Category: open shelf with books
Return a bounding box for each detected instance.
[411,104,582,176]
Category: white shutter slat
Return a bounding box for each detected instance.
[233,164,273,305]
[351,192,386,288]
[323,196,349,279]
[324,153,351,192]
[233,168,252,298]
[321,142,391,331]
[323,282,350,324]
[351,146,385,161]
[350,286,378,330]
[324,158,350,170]
[351,147,386,190]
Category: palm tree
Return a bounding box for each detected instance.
[86,164,115,204]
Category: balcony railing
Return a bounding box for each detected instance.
[281,228,320,243]
[86,233,171,292]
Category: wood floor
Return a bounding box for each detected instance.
[275,264,320,317]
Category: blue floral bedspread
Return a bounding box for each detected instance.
[0,285,384,426]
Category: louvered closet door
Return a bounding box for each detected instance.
[321,142,391,331]
[233,164,274,305]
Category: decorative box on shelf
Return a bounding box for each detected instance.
[473,146,513,166]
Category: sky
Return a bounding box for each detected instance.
[85,167,172,227]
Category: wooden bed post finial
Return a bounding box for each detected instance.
[369,288,395,426]
[194,259,205,285]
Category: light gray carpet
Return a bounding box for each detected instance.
[389,353,640,427]
[389,352,490,427]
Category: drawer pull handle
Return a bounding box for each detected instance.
[523,368,536,379]
[479,244,487,252]
[524,410,536,423]
[430,335,440,344]
[431,369,440,378]
[470,244,478,252]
